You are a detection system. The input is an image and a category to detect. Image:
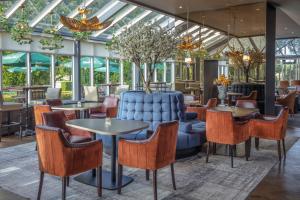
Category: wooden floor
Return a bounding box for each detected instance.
[248,127,300,200]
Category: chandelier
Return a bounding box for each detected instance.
[60,7,112,32]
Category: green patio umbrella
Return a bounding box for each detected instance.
[3,52,51,66]
[7,66,49,73]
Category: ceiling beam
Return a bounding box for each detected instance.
[29,0,63,27]
[5,0,26,18]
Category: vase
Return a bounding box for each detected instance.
[217,85,227,106]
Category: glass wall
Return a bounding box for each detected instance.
[156,63,164,82]
[31,53,51,86]
[94,57,106,85]
[55,55,73,100]
[2,51,27,102]
[123,60,132,87]
[80,57,91,86]
[109,58,120,83]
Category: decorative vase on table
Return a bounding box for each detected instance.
[217,85,227,106]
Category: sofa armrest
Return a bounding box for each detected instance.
[184,112,198,121]
[179,122,193,133]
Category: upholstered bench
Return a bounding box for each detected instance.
[97,91,206,157]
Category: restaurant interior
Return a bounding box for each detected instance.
[0,0,300,200]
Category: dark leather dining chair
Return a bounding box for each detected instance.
[249,107,289,160]
[42,111,91,143]
[90,96,119,118]
[46,99,77,120]
[275,91,296,115]
[117,121,179,200]
[206,110,250,168]
[186,98,217,121]
[35,125,102,200]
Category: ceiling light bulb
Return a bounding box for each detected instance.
[179,5,183,9]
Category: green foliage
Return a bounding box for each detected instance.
[61,81,72,91]
[0,5,9,32]
[2,66,26,87]
[10,6,33,45]
[40,27,64,50]
[73,31,92,41]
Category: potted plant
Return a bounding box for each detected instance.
[214,74,230,106]
[40,27,64,50]
[108,22,177,93]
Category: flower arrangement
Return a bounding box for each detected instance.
[108,22,177,93]
[214,74,230,86]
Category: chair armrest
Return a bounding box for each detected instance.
[64,111,77,120]
[106,107,118,118]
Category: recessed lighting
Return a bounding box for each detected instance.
[284,27,288,30]
[179,5,183,9]
[240,19,244,23]
[256,8,261,11]
[291,31,295,34]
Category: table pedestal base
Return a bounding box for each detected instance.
[74,170,133,190]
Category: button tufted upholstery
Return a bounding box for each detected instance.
[97,91,206,152]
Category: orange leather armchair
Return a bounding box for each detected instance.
[249,107,289,160]
[42,111,92,143]
[34,105,52,126]
[46,99,77,120]
[276,91,296,115]
[117,121,179,200]
[206,110,250,168]
[90,96,119,118]
[186,98,217,121]
[237,90,257,100]
[35,125,102,200]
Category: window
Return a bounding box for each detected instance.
[80,57,91,86]
[123,60,132,87]
[94,57,106,85]
[109,58,120,83]
[31,53,51,86]
[55,55,72,100]
[2,51,27,102]
[156,63,164,82]
[166,62,172,83]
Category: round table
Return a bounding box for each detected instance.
[52,102,102,118]
[210,106,259,118]
[66,119,149,190]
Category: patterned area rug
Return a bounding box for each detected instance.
[0,136,298,200]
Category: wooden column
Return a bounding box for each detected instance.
[265,3,276,115]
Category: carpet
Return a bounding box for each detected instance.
[0,136,298,200]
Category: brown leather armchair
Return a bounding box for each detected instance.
[42,111,91,143]
[237,90,257,100]
[35,125,102,200]
[249,107,289,160]
[279,80,289,89]
[186,98,217,121]
[276,91,296,115]
[117,121,179,200]
[90,96,119,118]
[206,110,250,168]
[46,99,77,120]
[34,105,52,126]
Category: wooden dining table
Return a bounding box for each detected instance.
[210,106,259,118]
[66,118,149,190]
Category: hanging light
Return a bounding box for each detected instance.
[60,1,112,32]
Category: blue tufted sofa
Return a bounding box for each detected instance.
[97,91,206,156]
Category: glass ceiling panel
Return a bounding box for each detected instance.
[36,0,82,30]
[101,6,145,36]
[251,36,265,50]
[1,0,17,10]
[239,38,252,49]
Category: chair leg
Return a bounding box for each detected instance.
[206,142,210,163]
[213,143,217,155]
[62,177,67,200]
[245,138,251,161]
[229,145,234,168]
[170,163,176,190]
[153,170,157,200]
[66,177,69,187]
[282,139,286,158]
[146,169,150,181]
[117,164,123,194]
[37,171,44,200]
[97,166,102,197]
[255,137,259,150]
[277,140,282,161]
